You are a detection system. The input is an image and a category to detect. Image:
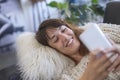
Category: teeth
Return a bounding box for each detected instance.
[67,39,73,47]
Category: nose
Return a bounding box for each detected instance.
[58,32,68,42]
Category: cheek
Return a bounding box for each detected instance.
[68,29,74,34]
[66,30,75,37]
[53,44,66,53]
[55,43,63,50]
[49,42,63,50]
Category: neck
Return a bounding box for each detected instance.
[69,52,83,64]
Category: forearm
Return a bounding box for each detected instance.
[80,75,87,80]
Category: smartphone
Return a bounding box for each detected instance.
[79,23,118,62]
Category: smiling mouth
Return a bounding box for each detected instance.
[65,37,73,47]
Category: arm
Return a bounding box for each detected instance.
[99,23,120,72]
[59,48,118,80]
[59,44,120,80]
[57,23,120,80]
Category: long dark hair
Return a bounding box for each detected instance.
[36,19,89,56]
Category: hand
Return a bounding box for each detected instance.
[81,48,113,80]
[106,46,120,72]
[106,36,120,72]
[106,35,120,54]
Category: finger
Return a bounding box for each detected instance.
[105,47,119,54]
[105,36,120,54]
[105,47,120,59]
[89,52,96,61]
[100,59,112,72]
[108,56,120,71]
[114,65,120,72]
[116,47,120,54]
[98,71,109,80]
[97,50,115,66]
[90,48,103,61]
[102,71,109,78]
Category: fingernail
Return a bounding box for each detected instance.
[111,68,115,72]
[113,69,117,73]
[108,68,111,72]
[108,68,114,72]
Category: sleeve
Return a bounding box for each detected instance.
[98,23,120,44]
[58,50,120,80]
[58,67,82,80]
[58,56,89,80]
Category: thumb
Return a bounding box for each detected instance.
[89,53,96,61]
[90,48,104,61]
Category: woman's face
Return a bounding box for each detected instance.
[46,25,80,56]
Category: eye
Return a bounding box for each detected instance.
[52,36,58,43]
[61,28,66,33]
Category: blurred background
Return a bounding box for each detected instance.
[0,0,119,80]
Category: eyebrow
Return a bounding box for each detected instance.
[51,26,62,38]
[51,35,55,39]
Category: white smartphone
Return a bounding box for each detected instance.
[79,23,118,62]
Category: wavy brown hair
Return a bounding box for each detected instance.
[36,19,89,56]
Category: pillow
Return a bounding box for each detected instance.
[16,32,74,80]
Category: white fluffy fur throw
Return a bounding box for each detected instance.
[16,32,74,80]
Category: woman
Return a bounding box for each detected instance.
[36,19,120,80]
